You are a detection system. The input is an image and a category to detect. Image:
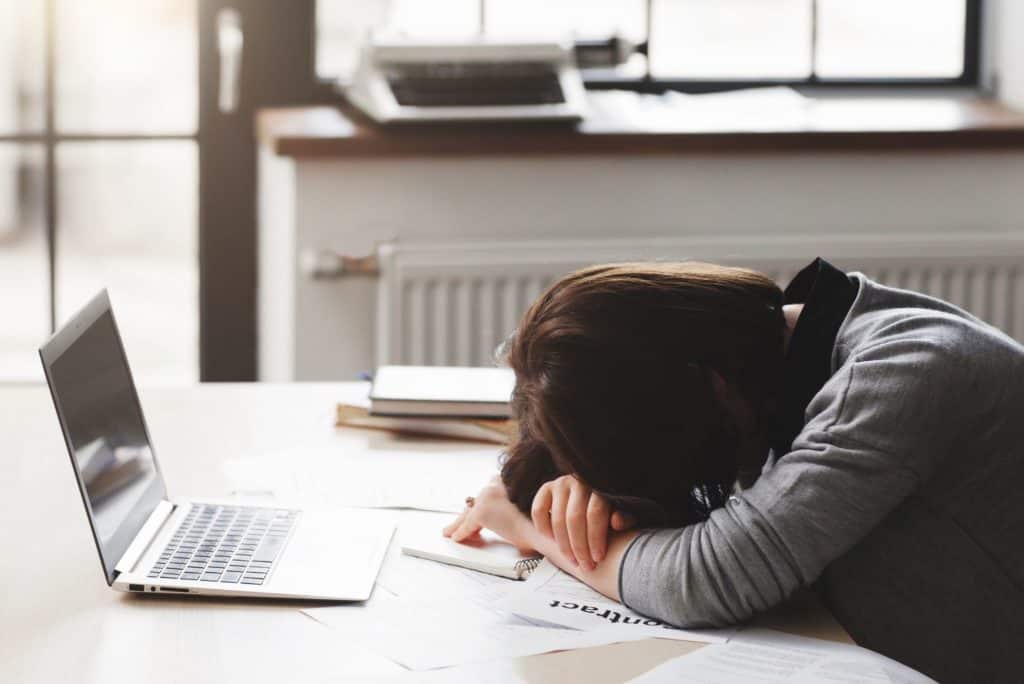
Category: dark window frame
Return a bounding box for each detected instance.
[589,0,983,94]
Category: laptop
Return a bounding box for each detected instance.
[39,290,395,600]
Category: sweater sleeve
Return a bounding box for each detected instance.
[619,332,970,627]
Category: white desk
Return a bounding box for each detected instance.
[0,382,850,683]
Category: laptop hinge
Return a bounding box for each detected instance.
[114,499,177,576]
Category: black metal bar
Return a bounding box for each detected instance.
[582,77,974,96]
[963,0,982,85]
[43,0,57,332]
[198,0,326,382]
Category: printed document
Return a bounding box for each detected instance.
[495,560,733,643]
[627,628,937,684]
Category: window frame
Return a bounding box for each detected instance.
[0,0,198,337]
[314,0,983,95]
[589,0,983,93]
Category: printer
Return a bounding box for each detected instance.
[344,35,588,124]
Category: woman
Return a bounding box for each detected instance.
[443,258,1024,682]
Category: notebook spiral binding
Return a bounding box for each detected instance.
[514,557,542,579]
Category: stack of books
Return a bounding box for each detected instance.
[336,365,517,444]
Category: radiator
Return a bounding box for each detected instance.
[375,234,1024,367]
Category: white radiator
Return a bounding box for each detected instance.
[375,234,1024,367]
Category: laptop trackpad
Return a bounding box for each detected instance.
[268,509,396,600]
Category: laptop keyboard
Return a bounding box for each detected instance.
[147,504,298,586]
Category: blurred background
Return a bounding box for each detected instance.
[0,0,1016,385]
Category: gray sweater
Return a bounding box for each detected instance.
[619,274,1024,682]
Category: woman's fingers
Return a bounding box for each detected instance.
[548,483,574,563]
[442,509,468,537]
[610,510,637,531]
[531,483,554,539]
[586,494,612,564]
[566,482,593,570]
[449,510,483,542]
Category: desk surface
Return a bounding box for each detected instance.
[0,382,851,683]
[258,91,1024,159]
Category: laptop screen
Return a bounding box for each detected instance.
[40,292,166,584]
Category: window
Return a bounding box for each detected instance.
[0,0,198,383]
[316,0,978,89]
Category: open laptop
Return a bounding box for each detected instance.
[39,290,395,600]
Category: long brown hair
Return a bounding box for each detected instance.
[500,262,786,527]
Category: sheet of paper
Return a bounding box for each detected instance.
[730,629,937,684]
[223,446,500,513]
[626,641,892,683]
[495,560,733,643]
[304,595,650,671]
[366,512,569,631]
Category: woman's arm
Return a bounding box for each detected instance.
[619,338,965,628]
[525,525,640,601]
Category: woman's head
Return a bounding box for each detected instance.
[500,262,786,527]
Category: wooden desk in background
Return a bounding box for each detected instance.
[259,92,1024,157]
[0,382,851,683]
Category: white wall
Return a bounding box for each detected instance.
[260,149,1024,380]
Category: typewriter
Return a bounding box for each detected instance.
[344,36,588,124]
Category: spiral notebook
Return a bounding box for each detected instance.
[402,530,542,580]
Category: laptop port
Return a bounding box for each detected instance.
[128,584,145,592]
[158,586,189,593]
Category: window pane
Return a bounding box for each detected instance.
[317,0,480,80]
[57,142,197,383]
[0,145,47,381]
[651,0,813,79]
[56,0,197,133]
[0,2,44,133]
[816,0,966,79]
[486,0,646,41]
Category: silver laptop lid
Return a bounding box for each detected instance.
[39,290,167,585]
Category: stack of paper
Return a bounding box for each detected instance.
[304,595,651,671]
[369,366,515,418]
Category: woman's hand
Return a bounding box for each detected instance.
[442,476,537,553]
[531,475,635,570]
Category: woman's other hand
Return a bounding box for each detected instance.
[442,476,536,553]
[531,475,635,570]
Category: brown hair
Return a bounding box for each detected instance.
[500,262,786,527]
